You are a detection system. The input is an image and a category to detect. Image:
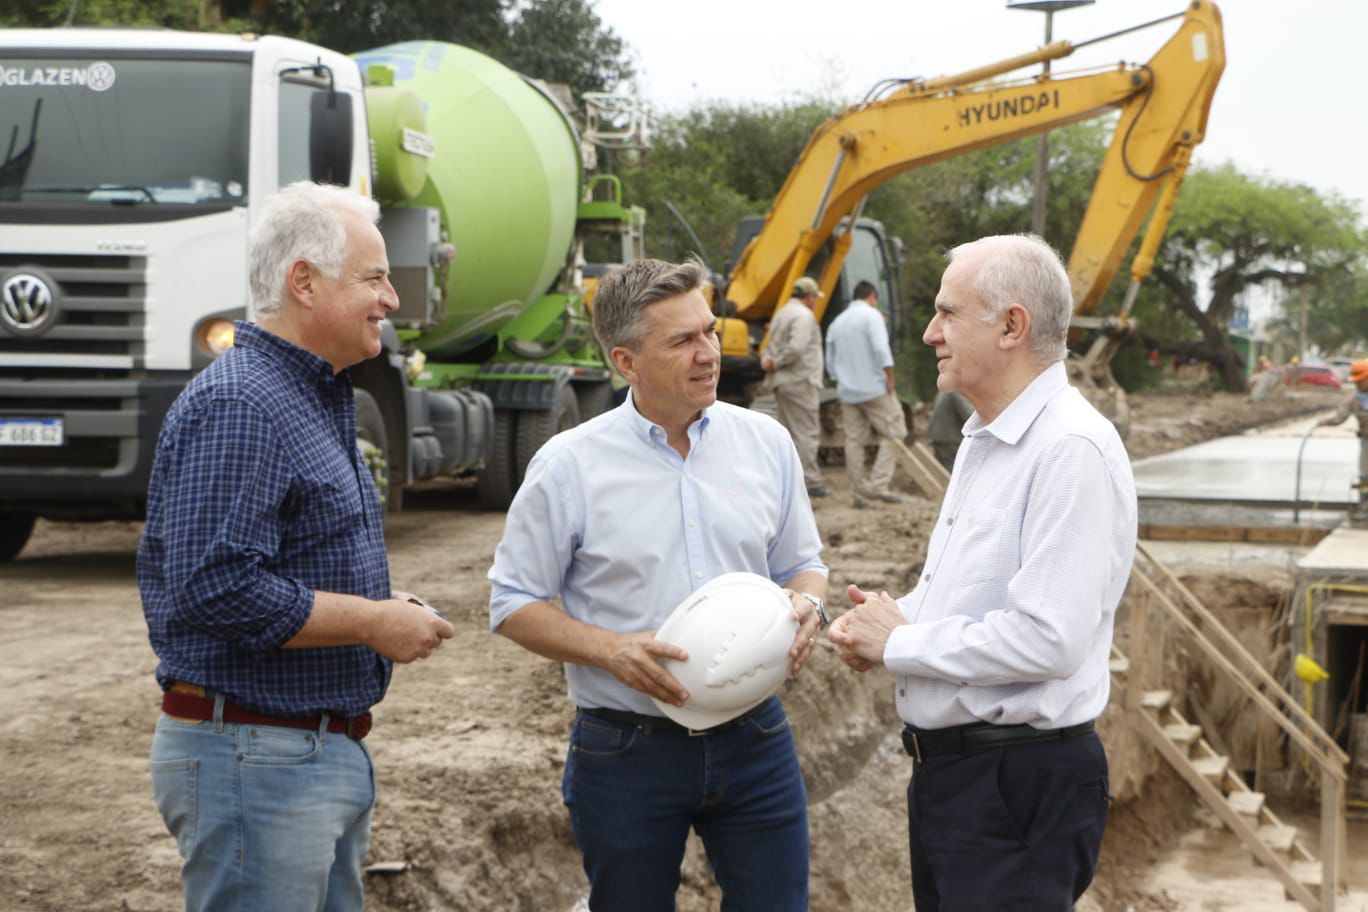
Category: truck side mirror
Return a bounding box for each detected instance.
[309,91,354,186]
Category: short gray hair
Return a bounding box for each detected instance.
[592,256,708,352]
[248,181,380,318]
[947,234,1072,363]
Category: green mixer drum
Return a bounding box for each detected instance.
[353,42,581,356]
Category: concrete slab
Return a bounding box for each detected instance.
[1297,526,1368,575]
[1133,435,1359,507]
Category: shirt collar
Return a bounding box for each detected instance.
[623,387,712,446]
[234,320,338,388]
[963,360,1068,446]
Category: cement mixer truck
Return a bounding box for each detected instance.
[0,29,648,559]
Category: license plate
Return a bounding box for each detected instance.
[0,417,64,446]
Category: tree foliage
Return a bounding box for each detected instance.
[1150,165,1366,389]
[4,0,633,99]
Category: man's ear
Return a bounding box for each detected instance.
[610,345,637,384]
[999,302,1031,351]
[285,259,315,310]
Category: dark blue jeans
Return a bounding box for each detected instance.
[907,731,1110,911]
[562,696,809,911]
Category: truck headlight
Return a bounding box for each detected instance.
[196,319,236,358]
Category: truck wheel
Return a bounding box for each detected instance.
[0,512,36,562]
[515,384,580,482]
[575,381,615,421]
[476,411,517,510]
[355,390,398,512]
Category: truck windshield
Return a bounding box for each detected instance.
[0,56,250,206]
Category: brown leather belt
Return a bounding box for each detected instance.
[161,689,372,741]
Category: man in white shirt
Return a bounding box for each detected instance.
[824,280,907,507]
[488,257,829,911]
[762,275,828,497]
[828,235,1137,910]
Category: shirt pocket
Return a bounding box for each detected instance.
[952,505,1012,588]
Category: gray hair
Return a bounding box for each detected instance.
[591,256,708,352]
[248,181,380,318]
[947,234,1073,363]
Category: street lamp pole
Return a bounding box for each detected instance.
[1008,0,1094,237]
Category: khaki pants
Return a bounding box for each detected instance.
[842,392,907,496]
[773,382,822,489]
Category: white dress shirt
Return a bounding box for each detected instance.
[824,299,894,404]
[885,362,1137,730]
[488,392,827,715]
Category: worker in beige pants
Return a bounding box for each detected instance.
[826,280,905,506]
[763,276,828,497]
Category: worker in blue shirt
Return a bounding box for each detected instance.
[489,257,828,911]
[137,181,454,911]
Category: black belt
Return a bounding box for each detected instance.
[901,720,1094,763]
[581,705,760,737]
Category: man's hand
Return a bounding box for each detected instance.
[782,589,824,676]
[603,632,690,706]
[826,584,903,671]
[369,597,455,663]
[761,354,777,373]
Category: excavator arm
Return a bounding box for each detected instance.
[724,1,1224,339]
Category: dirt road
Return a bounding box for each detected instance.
[0,387,1343,911]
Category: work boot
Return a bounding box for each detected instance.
[852,494,869,509]
[807,484,832,498]
[870,491,905,504]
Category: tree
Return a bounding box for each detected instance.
[1148,165,1366,390]
[502,0,634,97]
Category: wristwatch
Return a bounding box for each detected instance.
[798,592,831,630]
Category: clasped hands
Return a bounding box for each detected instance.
[826,584,904,672]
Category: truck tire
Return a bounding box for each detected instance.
[476,411,517,511]
[355,389,399,512]
[515,384,580,482]
[575,381,615,421]
[0,512,36,562]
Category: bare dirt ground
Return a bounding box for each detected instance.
[0,384,1350,911]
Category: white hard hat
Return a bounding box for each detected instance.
[651,572,797,730]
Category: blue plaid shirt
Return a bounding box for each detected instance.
[137,322,391,718]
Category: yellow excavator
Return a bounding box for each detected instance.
[714,0,1225,434]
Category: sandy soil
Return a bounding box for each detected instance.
[0,385,1350,911]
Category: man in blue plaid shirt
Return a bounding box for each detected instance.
[137,182,454,910]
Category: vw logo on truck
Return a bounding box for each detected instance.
[1,272,56,335]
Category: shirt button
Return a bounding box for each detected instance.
[689,520,697,527]
[946,517,954,526]
[923,574,931,582]
[899,688,906,697]
[695,571,704,579]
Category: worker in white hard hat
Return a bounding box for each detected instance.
[487,256,828,912]
[1318,358,1368,520]
[829,235,1137,911]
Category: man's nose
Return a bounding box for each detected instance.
[382,279,400,312]
[922,314,942,345]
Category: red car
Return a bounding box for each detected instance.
[1283,364,1342,390]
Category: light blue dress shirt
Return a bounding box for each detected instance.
[488,393,827,715]
[824,300,894,404]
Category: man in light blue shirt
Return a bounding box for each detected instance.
[825,279,907,506]
[488,257,828,911]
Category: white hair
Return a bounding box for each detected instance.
[947,233,1073,363]
[248,181,380,318]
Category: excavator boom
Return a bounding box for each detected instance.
[724,1,1225,329]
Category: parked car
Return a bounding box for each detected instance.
[1283,363,1342,390]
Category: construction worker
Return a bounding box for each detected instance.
[762,275,828,497]
[488,257,827,911]
[825,279,907,507]
[1318,358,1368,520]
[829,235,1136,910]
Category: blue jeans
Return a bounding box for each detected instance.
[149,701,375,912]
[562,696,809,911]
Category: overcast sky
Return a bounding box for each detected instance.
[591,0,1368,213]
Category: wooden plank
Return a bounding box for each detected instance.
[1138,523,1330,545]
[1227,791,1266,816]
[1191,755,1229,784]
[1258,824,1298,853]
[1131,709,1320,910]
[1163,723,1203,746]
[1109,655,1130,674]
[1140,689,1172,710]
[886,438,949,500]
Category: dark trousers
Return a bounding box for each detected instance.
[907,731,1109,911]
[563,697,808,911]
